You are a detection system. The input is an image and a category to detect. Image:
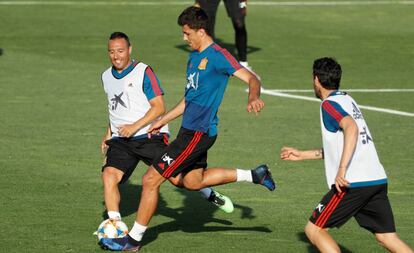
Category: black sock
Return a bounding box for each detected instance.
[127,235,141,246]
[207,191,216,202]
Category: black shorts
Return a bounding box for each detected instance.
[309,183,396,233]
[102,134,168,183]
[198,0,247,19]
[152,127,216,178]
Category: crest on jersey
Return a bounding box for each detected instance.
[198,57,208,70]
[110,92,127,110]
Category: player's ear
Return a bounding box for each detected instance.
[198,28,206,37]
[129,45,132,55]
[313,75,320,86]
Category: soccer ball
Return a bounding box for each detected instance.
[96,219,129,240]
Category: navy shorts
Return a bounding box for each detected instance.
[152,127,216,178]
[102,134,169,183]
[309,183,396,233]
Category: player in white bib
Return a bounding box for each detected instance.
[280,58,413,252]
[100,32,234,224]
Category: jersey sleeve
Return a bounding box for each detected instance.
[321,100,349,132]
[215,49,242,76]
[143,67,164,101]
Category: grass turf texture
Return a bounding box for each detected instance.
[0,0,413,252]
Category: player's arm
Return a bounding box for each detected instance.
[335,115,358,192]
[101,123,112,154]
[118,95,166,138]
[118,67,166,137]
[233,68,264,115]
[280,147,324,161]
[148,98,186,134]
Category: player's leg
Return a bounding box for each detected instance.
[375,233,413,253]
[306,186,357,253]
[354,184,413,252]
[225,0,248,65]
[99,165,165,251]
[304,221,340,253]
[138,134,231,211]
[196,0,220,38]
[231,17,247,62]
[181,164,275,191]
[102,167,124,219]
[136,166,166,226]
[182,167,236,190]
[100,130,201,250]
[101,140,139,220]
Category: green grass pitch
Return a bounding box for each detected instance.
[0,0,413,252]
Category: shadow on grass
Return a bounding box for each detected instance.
[175,38,261,60]
[102,181,271,246]
[297,232,353,253]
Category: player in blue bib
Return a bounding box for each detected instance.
[99,6,276,251]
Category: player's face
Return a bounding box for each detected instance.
[182,25,202,51]
[108,38,132,72]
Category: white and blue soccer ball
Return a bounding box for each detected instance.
[96,219,129,240]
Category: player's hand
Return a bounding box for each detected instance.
[101,136,110,155]
[101,140,108,155]
[280,147,302,161]
[118,124,138,138]
[147,120,164,137]
[334,167,349,192]
[247,98,264,115]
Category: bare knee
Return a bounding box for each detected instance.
[102,167,123,186]
[376,233,387,248]
[142,167,165,190]
[305,221,328,245]
[304,221,318,244]
[374,232,412,252]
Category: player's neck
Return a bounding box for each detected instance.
[321,89,337,100]
[198,38,214,52]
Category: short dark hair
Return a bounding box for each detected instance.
[313,57,342,90]
[177,6,211,36]
[109,32,131,47]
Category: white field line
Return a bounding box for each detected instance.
[266,88,414,93]
[259,89,414,117]
[1,1,414,6]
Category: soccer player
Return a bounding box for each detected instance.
[100,31,234,222]
[280,57,413,253]
[99,8,275,251]
[195,0,250,69]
